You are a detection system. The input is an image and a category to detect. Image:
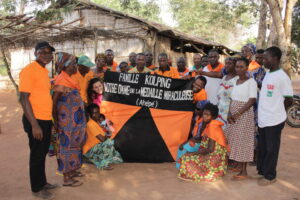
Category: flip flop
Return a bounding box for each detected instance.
[72,171,85,178]
[101,166,113,170]
[231,175,249,181]
[63,180,83,187]
[229,167,242,172]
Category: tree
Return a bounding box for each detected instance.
[92,0,161,22]
[256,0,268,49]
[265,0,298,74]
[169,0,259,48]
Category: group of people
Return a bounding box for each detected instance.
[19,41,293,200]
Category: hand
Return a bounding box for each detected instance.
[179,143,184,150]
[182,75,192,80]
[108,120,113,126]
[32,124,43,141]
[227,113,235,124]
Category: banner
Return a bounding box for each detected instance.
[101,71,194,162]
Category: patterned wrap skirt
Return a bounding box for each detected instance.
[178,137,228,182]
[84,139,123,169]
[57,90,86,173]
[225,100,255,162]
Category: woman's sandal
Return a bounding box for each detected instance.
[231,175,249,181]
[229,167,242,172]
[63,180,83,187]
[72,171,85,178]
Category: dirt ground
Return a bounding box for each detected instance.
[0,79,300,200]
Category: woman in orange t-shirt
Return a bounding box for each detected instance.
[178,103,229,182]
[83,104,123,170]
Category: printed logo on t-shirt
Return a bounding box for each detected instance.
[267,84,274,97]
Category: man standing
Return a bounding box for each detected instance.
[257,46,293,186]
[129,53,151,73]
[105,49,118,72]
[19,41,57,199]
[176,57,189,78]
[189,54,202,71]
[202,49,224,105]
[128,52,137,70]
[145,51,157,71]
[153,53,180,78]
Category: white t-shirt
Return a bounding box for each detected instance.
[258,69,293,128]
[203,67,222,105]
[231,78,257,102]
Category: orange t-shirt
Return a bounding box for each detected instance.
[248,60,260,71]
[71,70,94,103]
[19,61,53,120]
[178,68,190,78]
[83,119,105,154]
[147,65,158,71]
[206,63,224,72]
[202,120,229,151]
[193,89,207,102]
[106,61,118,72]
[152,67,180,79]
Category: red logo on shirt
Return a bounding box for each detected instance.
[267,84,274,90]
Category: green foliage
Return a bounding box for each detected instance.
[92,0,161,22]
[169,0,258,47]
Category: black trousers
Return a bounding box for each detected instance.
[22,115,52,192]
[257,122,285,180]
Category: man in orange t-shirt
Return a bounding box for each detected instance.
[145,51,158,71]
[177,57,190,78]
[19,41,57,199]
[152,53,180,78]
[105,49,118,72]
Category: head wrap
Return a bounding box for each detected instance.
[244,43,256,55]
[55,52,76,74]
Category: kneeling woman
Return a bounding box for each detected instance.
[83,104,123,170]
[178,103,229,182]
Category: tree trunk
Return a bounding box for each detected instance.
[256,0,268,49]
[19,0,27,15]
[267,21,278,46]
[266,0,290,74]
[0,48,19,95]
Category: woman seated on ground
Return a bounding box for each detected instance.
[178,103,229,182]
[83,104,123,170]
[176,100,210,169]
[87,77,104,107]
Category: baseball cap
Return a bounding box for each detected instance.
[35,41,55,52]
[77,55,96,68]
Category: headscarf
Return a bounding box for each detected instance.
[55,52,76,74]
[244,43,256,55]
[54,52,79,90]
